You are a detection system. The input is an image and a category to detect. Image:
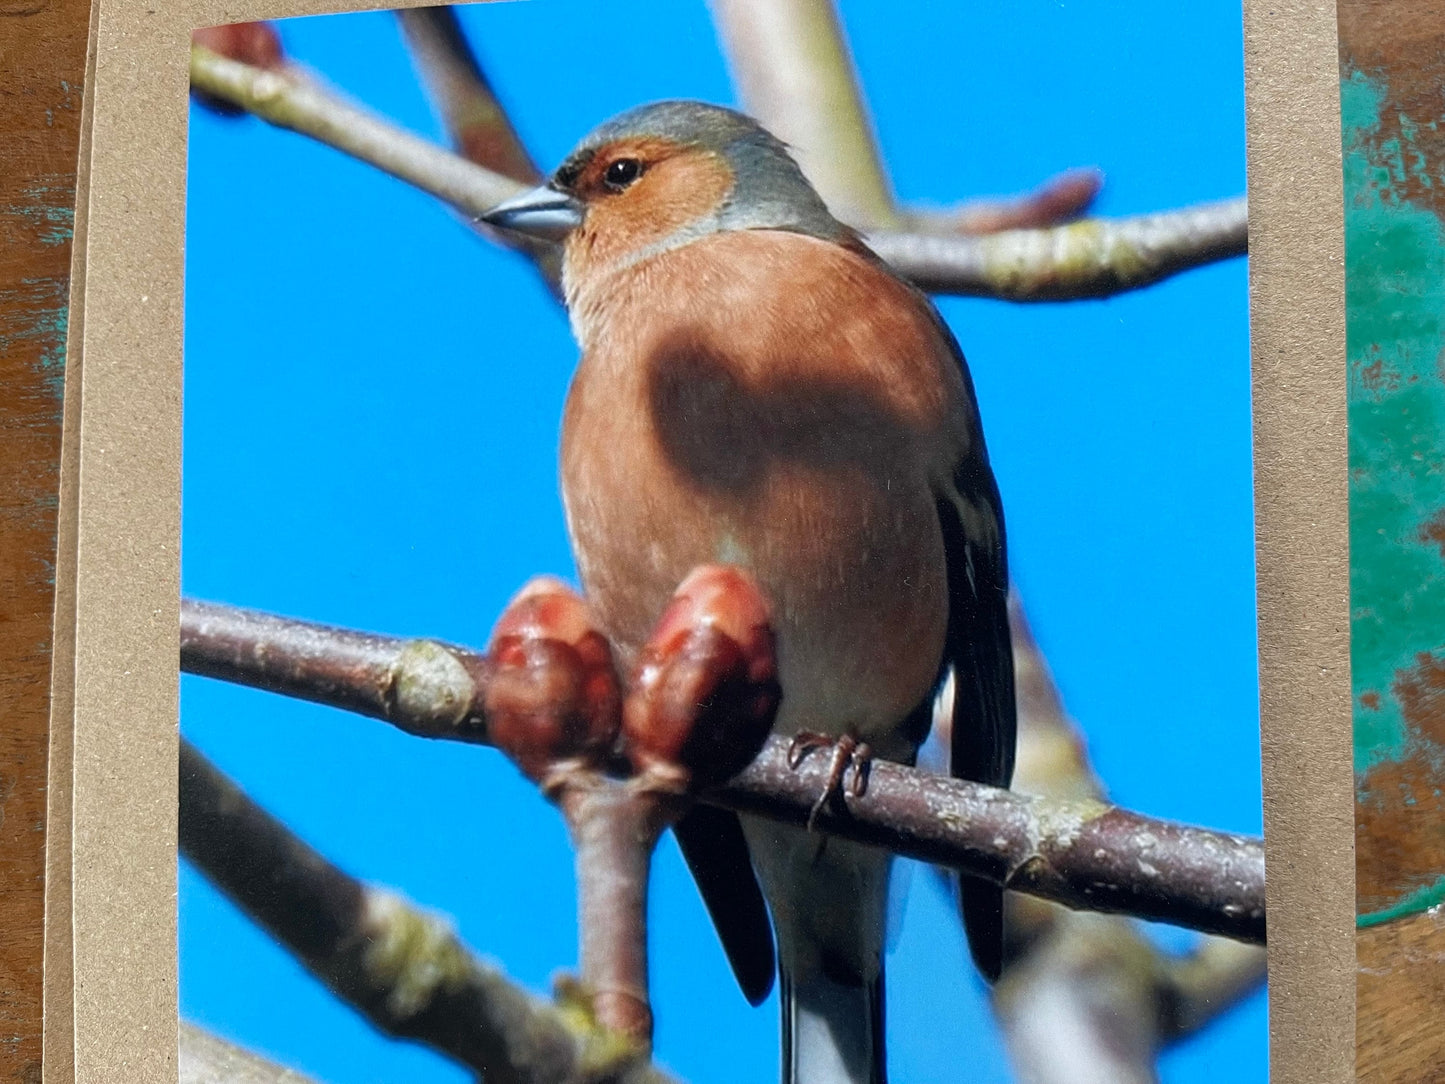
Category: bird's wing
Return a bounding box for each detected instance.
[672,804,777,1005]
[936,451,1017,982]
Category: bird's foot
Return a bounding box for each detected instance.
[788,731,873,830]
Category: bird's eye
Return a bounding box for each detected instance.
[603,158,643,191]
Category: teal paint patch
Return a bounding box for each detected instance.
[1343,68,1445,772]
[0,269,71,585]
[1357,875,1445,928]
[0,276,69,402]
[13,180,76,246]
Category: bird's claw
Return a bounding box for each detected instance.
[789,732,873,830]
[786,731,831,770]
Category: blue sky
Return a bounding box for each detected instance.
[181,3,1263,1081]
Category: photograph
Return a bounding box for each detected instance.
[177,3,1265,1082]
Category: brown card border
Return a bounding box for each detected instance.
[41,0,102,1078]
[1242,0,1355,1078]
[60,0,1351,1080]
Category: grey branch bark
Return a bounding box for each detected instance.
[180,598,1264,944]
[190,44,524,216]
[867,199,1248,301]
[188,45,1245,302]
[179,738,679,1084]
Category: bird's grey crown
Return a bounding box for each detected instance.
[554,99,849,245]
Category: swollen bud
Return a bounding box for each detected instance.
[191,23,285,117]
[623,565,781,791]
[485,577,622,787]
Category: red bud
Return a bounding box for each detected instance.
[623,566,780,790]
[191,23,285,117]
[485,577,621,785]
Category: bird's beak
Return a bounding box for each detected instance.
[477,184,584,241]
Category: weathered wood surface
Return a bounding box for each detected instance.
[0,0,89,1079]
[1356,907,1445,1082]
[1339,1,1445,1079]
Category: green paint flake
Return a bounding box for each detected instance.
[1357,875,1445,928]
[1344,69,1445,772]
[0,276,68,402]
[7,180,76,247]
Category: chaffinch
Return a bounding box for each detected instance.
[483,100,1016,1084]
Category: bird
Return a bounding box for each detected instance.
[480,100,1016,1084]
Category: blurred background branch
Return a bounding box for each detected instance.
[926,599,1267,1083]
[180,739,680,1084]
[181,1023,322,1084]
[188,42,1245,303]
[705,0,897,228]
[393,7,562,283]
[395,6,540,183]
[914,169,1105,235]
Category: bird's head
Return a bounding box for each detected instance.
[479,100,848,302]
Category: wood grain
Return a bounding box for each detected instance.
[1357,908,1445,1082]
[0,0,91,1081]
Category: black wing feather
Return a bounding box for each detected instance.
[673,804,777,1005]
[936,457,1017,983]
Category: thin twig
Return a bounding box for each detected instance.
[179,738,678,1084]
[561,784,673,1044]
[392,7,561,285]
[188,46,1244,302]
[867,198,1248,301]
[395,6,541,183]
[706,0,896,227]
[179,598,1264,943]
[914,168,1105,235]
[190,44,524,217]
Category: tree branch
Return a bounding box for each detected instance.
[935,598,1266,1082]
[395,6,540,184]
[867,198,1247,301]
[914,167,1105,235]
[392,7,561,286]
[706,0,896,227]
[180,598,1264,943]
[179,738,679,1084]
[190,43,524,218]
[188,46,1244,302]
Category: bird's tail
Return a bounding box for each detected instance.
[780,962,887,1084]
[959,877,1006,983]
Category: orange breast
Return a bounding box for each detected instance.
[560,230,971,748]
